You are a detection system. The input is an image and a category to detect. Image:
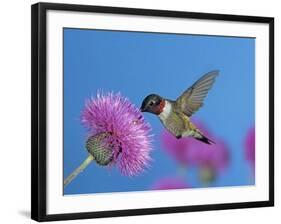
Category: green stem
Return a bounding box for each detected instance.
[64,154,94,187]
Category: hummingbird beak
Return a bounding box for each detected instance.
[140,105,146,112]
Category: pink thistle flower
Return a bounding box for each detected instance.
[244,127,255,171]
[81,92,153,176]
[161,120,229,172]
[184,138,229,172]
[151,177,190,190]
[161,130,191,165]
[183,121,229,184]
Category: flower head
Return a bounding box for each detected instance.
[151,177,190,190]
[161,130,191,165]
[244,127,255,171]
[185,138,229,172]
[161,120,229,172]
[81,92,152,176]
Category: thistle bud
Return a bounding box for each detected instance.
[86,133,114,166]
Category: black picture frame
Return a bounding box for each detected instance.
[31,2,274,222]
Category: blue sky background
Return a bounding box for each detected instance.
[63,28,255,195]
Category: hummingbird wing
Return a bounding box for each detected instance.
[175,70,219,117]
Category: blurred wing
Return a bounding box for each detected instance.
[176,70,219,117]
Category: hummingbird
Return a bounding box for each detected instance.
[140,70,219,144]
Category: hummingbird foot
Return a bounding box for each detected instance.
[176,134,182,139]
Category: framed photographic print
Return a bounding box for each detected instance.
[31,2,274,222]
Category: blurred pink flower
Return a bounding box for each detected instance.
[244,127,255,171]
[151,177,190,190]
[185,137,229,172]
[161,130,191,165]
[162,120,229,173]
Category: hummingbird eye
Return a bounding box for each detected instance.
[149,101,154,106]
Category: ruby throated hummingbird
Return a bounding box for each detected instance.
[140,70,219,144]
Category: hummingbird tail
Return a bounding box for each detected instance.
[194,134,215,145]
